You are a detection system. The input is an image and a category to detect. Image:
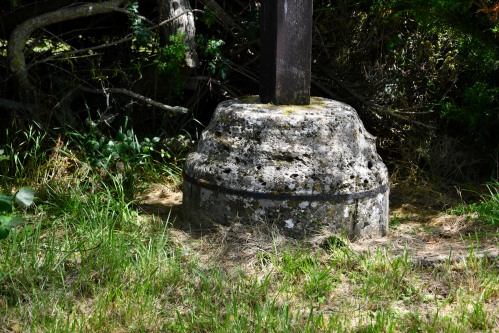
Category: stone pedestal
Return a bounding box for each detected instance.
[182,97,389,240]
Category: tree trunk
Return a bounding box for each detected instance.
[158,0,198,68]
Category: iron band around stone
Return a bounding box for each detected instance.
[184,172,389,202]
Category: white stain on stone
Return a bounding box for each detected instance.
[299,201,309,209]
[285,219,294,228]
[253,209,266,221]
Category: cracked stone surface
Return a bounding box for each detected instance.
[182,97,389,240]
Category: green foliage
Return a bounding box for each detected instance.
[0,124,48,181]
[0,149,8,163]
[389,213,401,227]
[126,2,190,96]
[389,1,499,119]
[452,182,499,224]
[77,119,164,198]
[315,0,497,168]
[128,1,153,47]
[198,37,228,79]
[8,0,21,9]
[440,81,499,146]
[200,7,217,28]
[0,187,34,240]
[83,121,160,169]
[204,39,228,80]
[155,32,189,95]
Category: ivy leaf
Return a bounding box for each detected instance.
[0,215,24,228]
[15,187,35,208]
[0,194,13,212]
[0,227,9,240]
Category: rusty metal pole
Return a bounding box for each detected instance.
[259,0,313,105]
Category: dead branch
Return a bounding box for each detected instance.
[28,9,204,69]
[80,86,189,114]
[198,0,244,34]
[187,76,239,97]
[316,61,435,130]
[225,59,259,84]
[0,98,34,113]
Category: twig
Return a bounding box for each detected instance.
[28,9,204,69]
[357,297,369,311]
[189,76,239,97]
[225,59,259,84]
[317,61,435,129]
[197,0,243,34]
[157,9,204,28]
[8,0,130,101]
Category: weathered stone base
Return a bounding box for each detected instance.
[183,181,388,239]
[182,97,389,240]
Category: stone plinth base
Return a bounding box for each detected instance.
[182,97,389,240]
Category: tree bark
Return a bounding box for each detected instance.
[7,0,130,104]
[158,0,198,68]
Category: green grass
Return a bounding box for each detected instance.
[451,181,499,225]
[0,134,498,332]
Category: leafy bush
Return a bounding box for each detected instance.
[314,0,498,177]
[197,36,228,79]
[154,32,190,95]
[83,123,160,169]
[440,81,499,148]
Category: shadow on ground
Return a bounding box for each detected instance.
[351,179,499,266]
[137,181,499,269]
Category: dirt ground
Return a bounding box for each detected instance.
[137,181,499,269]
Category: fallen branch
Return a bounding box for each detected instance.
[0,98,34,113]
[80,86,189,114]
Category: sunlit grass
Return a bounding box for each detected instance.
[0,133,497,332]
[451,181,499,225]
